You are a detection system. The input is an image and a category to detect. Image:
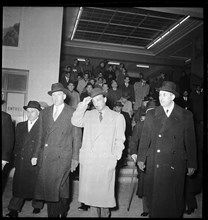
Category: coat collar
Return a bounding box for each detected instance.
[154,103,183,134]
[155,103,183,120]
[47,104,69,135]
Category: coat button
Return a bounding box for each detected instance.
[158,134,162,137]
[45,144,48,147]
[156,164,159,168]
[157,149,160,153]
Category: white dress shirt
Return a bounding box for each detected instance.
[163,102,174,117]
[53,103,64,121]
[28,118,38,132]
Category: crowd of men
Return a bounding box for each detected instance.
[2,57,204,218]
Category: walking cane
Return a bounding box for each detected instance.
[127,160,137,211]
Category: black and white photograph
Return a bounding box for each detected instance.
[2,5,206,218]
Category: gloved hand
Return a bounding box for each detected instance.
[131,154,137,163]
[137,161,145,171]
[31,158,37,166]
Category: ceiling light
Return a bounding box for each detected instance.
[71,7,83,40]
[147,15,190,50]
[136,64,149,68]
[77,58,85,62]
[108,61,120,65]
[185,58,191,63]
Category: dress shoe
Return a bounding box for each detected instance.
[5,210,18,217]
[140,212,149,216]
[60,211,68,218]
[185,208,195,215]
[78,204,89,211]
[32,208,41,214]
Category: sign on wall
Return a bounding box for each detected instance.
[7,92,26,124]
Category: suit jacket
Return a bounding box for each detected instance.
[60,74,70,88]
[2,111,14,162]
[175,96,193,111]
[71,104,126,207]
[34,104,82,202]
[12,120,41,198]
[137,103,197,218]
[119,83,135,102]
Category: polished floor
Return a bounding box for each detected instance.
[2,174,203,218]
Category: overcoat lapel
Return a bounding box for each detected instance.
[93,107,112,142]
[24,120,39,145]
[47,104,68,136]
[154,104,183,134]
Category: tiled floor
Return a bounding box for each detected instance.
[2,176,203,218]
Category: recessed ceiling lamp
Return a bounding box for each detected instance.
[108,61,120,65]
[147,15,190,49]
[71,7,83,40]
[136,64,149,68]
[185,58,191,63]
[77,58,85,62]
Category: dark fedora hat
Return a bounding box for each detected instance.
[90,87,105,98]
[114,100,124,108]
[143,96,150,102]
[158,81,179,97]
[48,83,68,96]
[121,92,130,100]
[146,100,158,110]
[23,101,42,111]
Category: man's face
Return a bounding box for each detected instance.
[183,91,188,97]
[84,73,89,80]
[113,105,122,113]
[111,80,118,89]
[86,85,93,93]
[124,77,130,83]
[92,95,106,111]
[26,108,39,122]
[159,91,175,108]
[67,83,75,92]
[52,91,66,106]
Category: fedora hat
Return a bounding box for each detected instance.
[90,87,105,98]
[146,100,158,110]
[143,96,150,102]
[158,81,179,97]
[48,83,68,96]
[114,100,124,108]
[23,101,42,111]
[121,92,130,100]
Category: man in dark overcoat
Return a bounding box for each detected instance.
[2,100,14,170]
[6,101,44,217]
[137,81,197,218]
[32,83,82,217]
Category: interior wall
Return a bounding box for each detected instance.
[2,7,63,107]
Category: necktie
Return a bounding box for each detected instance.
[166,109,169,116]
[53,107,59,121]
[99,112,103,122]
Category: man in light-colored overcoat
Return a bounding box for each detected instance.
[71,87,126,217]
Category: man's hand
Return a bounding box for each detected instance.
[131,154,137,163]
[82,96,92,107]
[31,158,37,166]
[71,159,79,172]
[137,161,145,171]
[187,168,195,176]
